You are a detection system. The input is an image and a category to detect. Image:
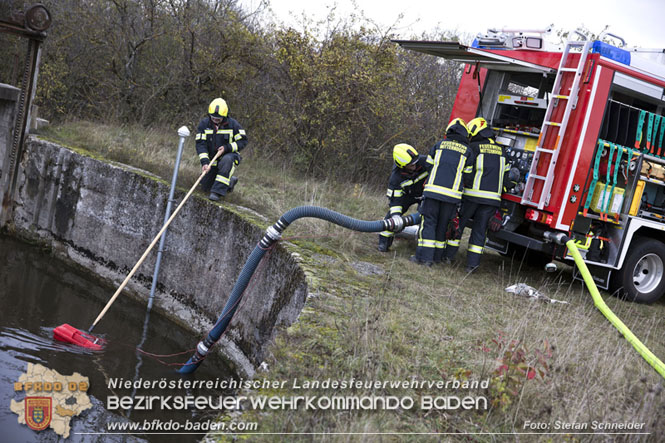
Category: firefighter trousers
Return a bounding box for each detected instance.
[416,198,457,263]
[201,153,240,196]
[378,195,420,251]
[445,200,495,268]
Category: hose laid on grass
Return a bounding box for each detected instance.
[178,206,421,374]
[566,238,665,379]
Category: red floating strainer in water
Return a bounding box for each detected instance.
[53,324,106,350]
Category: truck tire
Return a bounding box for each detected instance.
[612,238,665,303]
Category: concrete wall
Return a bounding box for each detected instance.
[0,83,20,217]
[5,135,308,378]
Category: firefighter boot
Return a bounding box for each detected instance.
[228,176,238,194]
[444,239,460,263]
[433,244,446,264]
[410,255,433,267]
[466,243,483,273]
[378,234,393,252]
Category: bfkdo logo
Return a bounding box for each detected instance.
[25,397,52,431]
[10,363,92,439]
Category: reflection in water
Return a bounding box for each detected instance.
[0,235,235,442]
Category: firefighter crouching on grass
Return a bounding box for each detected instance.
[378,143,431,252]
[412,118,474,266]
[196,98,248,201]
[445,117,518,273]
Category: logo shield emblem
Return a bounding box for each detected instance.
[25,397,52,431]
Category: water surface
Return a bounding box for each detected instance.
[0,235,235,442]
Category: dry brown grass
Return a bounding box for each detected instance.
[39,121,665,441]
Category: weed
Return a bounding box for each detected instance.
[481,332,552,411]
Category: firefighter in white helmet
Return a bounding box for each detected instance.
[445,117,517,272]
[195,98,248,201]
[378,143,431,252]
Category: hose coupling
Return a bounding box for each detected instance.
[196,341,209,357]
[386,214,405,232]
[266,225,282,242]
[543,231,569,245]
[260,225,283,248]
[195,336,215,358]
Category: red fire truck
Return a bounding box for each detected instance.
[396,28,665,303]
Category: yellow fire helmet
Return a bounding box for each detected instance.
[446,118,469,137]
[208,98,228,118]
[468,117,490,138]
[393,143,418,168]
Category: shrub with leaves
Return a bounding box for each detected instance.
[482,332,552,411]
[26,0,462,186]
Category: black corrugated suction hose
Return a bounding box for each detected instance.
[178,206,421,374]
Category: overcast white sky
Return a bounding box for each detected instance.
[240,0,665,48]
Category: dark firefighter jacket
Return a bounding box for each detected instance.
[423,133,474,203]
[463,135,511,206]
[195,116,248,166]
[386,155,431,214]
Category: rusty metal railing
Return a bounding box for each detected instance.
[0,3,50,225]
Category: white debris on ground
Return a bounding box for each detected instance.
[505,283,569,304]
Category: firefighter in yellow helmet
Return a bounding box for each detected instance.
[445,117,517,272]
[195,98,248,201]
[413,118,474,266]
[378,143,431,252]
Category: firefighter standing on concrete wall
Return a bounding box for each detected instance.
[196,98,248,201]
[413,119,474,266]
[445,117,517,272]
[378,144,431,252]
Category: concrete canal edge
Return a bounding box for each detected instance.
[3,135,308,378]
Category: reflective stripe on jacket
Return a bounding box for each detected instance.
[423,135,474,203]
[385,155,430,214]
[195,116,248,165]
[463,137,510,206]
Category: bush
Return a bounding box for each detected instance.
[32,0,461,185]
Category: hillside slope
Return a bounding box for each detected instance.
[40,122,665,438]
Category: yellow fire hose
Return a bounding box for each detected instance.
[566,239,665,379]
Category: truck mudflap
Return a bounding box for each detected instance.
[571,262,612,291]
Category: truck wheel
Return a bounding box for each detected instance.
[612,238,665,303]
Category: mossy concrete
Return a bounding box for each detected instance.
[5,136,308,377]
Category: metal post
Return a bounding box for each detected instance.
[146,125,190,311]
[129,126,189,411]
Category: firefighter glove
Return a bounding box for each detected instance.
[446,213,461,240]
[489,210,503,232]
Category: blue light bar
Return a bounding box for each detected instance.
[592,41,631,65]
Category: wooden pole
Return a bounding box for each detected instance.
[89,150,223,331]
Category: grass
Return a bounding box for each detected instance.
[38,121,665,440]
